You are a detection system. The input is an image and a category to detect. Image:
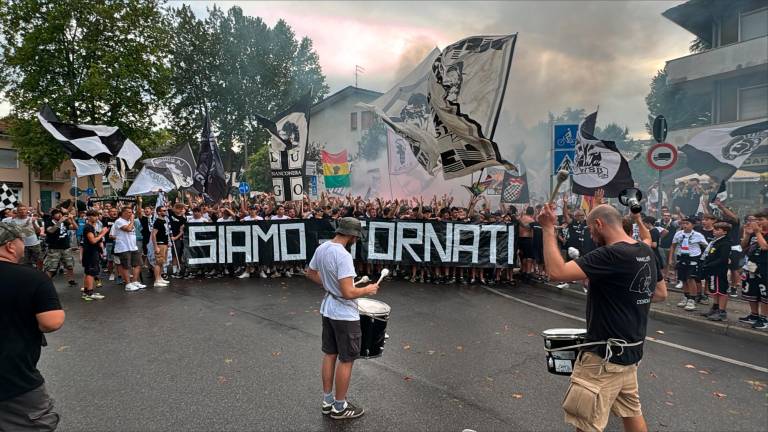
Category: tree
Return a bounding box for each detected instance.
[357,120,388,161]
[645,67,711,134]
[244,144,272,193]
[0,0,172,173]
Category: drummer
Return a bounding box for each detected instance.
[306,217,379,420]
[538,203,667,432]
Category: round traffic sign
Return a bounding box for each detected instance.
[85,187,95,196]
[238,182,250,194]
[647,143,677,171]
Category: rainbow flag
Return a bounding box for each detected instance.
[322,150,350,188]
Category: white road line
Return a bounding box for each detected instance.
[484,287,768,374]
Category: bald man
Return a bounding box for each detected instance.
[538,203,667,432]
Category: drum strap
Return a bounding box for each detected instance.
[545,338,644,364]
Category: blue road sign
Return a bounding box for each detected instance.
[553,124,578,150]
[553,151,575,174]
[85,187,95,196]
[308,175,318,197]
[239,182,250,194]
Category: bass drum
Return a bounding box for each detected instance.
[357,298,391,359]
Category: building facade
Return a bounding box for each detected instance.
[0,119,103,210]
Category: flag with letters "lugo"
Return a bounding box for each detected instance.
[322,150,350,189]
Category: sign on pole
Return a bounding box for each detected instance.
[646,143,677,171]
[652,115,668,143]
[238,182,250,194]
[552,124,578,174]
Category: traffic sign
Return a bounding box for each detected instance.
[652,115,668,143]
[553,151,574,174]
[238,182,250,194]
[69,187,82,197]
[85,187,95,196]
[647,143,677,171]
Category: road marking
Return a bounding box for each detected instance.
[484,287,768,374]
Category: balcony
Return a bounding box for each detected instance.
[666,36,768,84]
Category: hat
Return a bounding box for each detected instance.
[0,222,23,246]
[335,217,364,237]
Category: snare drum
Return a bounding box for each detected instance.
[541,328,587,376]
[357,298,391,359]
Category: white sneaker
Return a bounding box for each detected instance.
[676,297,688,307]
[134,282,147,289]
[684,299,696,311]
[285,270,293,278]
[125,283,141,292]
[238,272,250,279]
[259,270,268,279]
[153,280,169,287]
[109,274,116,281]
[556,283,569,290]
[675,281,683,289]
[90,292,106,300]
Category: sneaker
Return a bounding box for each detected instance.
[751,318,768,330]
[556,282,569,290]
[109,274,116,281]
[68,280,77,286]
[271,272,280,279]
[89,292,106,300]
[675,281,683,289]
[171,273,183,279]
[81,293,94,301]
[95,280,103,288]
[134,282,147,289]
[284,270,293,278]
[700,308,718,317]
[259,270,268,279]
[448,277,457,284]
[330,401,365,420]
[697,296,710,305]
[738,314,759,324]
[238,272,251,279]
[479,279,487,285]
[154,280,169,287]
[707,311,726,321]
[684,299,696,311]
[322,401,333,415]
[125,282,141,292]
[729,287,739,298]
[676,297,688,308]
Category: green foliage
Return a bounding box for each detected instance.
[357,120,387,161]
[7,116,66,173]
[645,67,711,134]
[244,144,272,193]
[0,0,172,171]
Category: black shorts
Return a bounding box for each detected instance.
[742,270,768,304]
[706,272,729,296]
[676,256,700,280]
[518,237,534,259]
[728,250,745,271]
[322,316,361,362]
[82,253,101,277]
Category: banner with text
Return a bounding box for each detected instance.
[186,219,517,268]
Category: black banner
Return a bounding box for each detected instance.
[185,219,517,268]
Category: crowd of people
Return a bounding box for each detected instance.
[0,181,766,329]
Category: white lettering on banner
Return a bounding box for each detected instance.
[453,225,480,263]
[368,221,395,260]
[396,222,423,262]
[425,223,453,262]
[507,226,516,265]
[218,226,227,263]
[226,225,252,263]
[481,225,506,264]
[253,224,280,262]
[188,225,217,265]
[280,223,306,261]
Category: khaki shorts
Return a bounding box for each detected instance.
[43,249,74,273]
[563,352,642,432]
[155,245,168,265]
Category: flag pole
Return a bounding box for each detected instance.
[384,123,394,200]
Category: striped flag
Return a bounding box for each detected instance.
[321,150,350,188]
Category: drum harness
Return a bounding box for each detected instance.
[545,338,644,366]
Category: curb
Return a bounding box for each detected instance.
[520,279,768,345]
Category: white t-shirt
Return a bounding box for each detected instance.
[2,217,40,246]
[309,241,358,321]
[186,216,209,224]
[217,216,234,223]
[270,215,290,220]
[242,215,263,221]
[112,217,138,253]
[672,230,707,257]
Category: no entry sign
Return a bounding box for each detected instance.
[647,143,677,171]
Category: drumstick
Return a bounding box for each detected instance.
[376,269,390,285]
[354,276,370,287]
[549,170,570,204]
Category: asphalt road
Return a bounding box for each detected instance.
[39,273,768,431]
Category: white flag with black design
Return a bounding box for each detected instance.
[681,121,768,181]
[571,111,634,198]
[0,183,19,209]
[37,105,142,181]
[428,34,518,179]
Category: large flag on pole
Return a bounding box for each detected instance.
[387,126,418,175]
[322,150,351,189]
[1,183,19,209]
[254,92,312,201]
[428,34,518,179]
[680,121,768,181]
[37,104,142,189]
[193,112,227,202]
[127,143,198,196]
[501,168,530,204]
[571,111,634,197]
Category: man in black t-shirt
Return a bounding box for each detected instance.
[43,208,77,286]
[0,222,65,431]
[538,204,667,432]
[81,210,109,301]
[169,204,186,278]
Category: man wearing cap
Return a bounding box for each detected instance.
[306,217,379,420]
[0,222,65,430]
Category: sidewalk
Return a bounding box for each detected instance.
[530,279,768,343]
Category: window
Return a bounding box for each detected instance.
[361,110,374,130]
[718,80,739,123]
[740,85,768,120]
[0,148,18,169]
[350,112,357,131]
[741,8,768,40]
[720,12,739,46]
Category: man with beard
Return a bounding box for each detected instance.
[538,203,667,432]
[306,217,379,420]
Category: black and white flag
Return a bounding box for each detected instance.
[37,105,142,189]
[254,92,311,202]
[681,121,768,181]
[193,112,228,202]
[429,34,518,179]
[571,111,634,198]
[1,183,19,209]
